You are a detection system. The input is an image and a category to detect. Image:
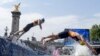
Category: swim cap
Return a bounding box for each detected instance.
[80,41,85,45]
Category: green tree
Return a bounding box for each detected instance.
[90,24,100,41]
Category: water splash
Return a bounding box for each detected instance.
[73,43,93,56]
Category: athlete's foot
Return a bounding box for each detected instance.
[43,40,49,46]
[41,37,46,43]
[7,35,13,41]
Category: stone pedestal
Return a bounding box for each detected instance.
[10,11,21,35]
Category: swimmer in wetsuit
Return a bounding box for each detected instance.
[41,29,97,55]
[10,18,45,40]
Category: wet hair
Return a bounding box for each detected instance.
[41,18,45,23]
[38,18,45,24]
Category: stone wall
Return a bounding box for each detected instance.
[0,37,36,56]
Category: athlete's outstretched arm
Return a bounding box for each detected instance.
[69,31,97,54]
[77,35,97,55]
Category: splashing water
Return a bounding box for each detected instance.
[73,43,93,56]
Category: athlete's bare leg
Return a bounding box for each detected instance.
[17,31,25,40]
[44,37,58,44]
[7,30,23,41]
[13,30,23,35]
[8,30,25,41]
[41,34,58,43]
[41,35,59,46]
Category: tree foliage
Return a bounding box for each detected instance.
[90,24,100,41]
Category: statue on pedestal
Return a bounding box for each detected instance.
[13,3,21,12]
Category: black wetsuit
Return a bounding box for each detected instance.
[58,30,79,41]
[23,19,45,32]
[23,23,34,32]
[58,30,69,39]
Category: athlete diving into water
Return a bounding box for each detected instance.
[9,18,45,40]
[41,29,97,55]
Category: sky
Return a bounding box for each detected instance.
[0,0,100,41]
